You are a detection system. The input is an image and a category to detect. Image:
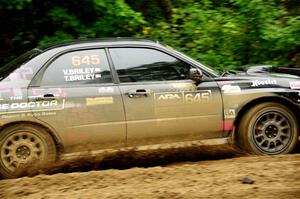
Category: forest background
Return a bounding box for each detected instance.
[0,0,299,71]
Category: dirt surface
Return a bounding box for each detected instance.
[0,145,300,199]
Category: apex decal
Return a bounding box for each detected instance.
[155,90,211,104]
[158,93,181,100]
[251,79,277,87]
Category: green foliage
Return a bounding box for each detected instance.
[0,0,32,10]
[0,0,145,65]
[139,0,300,70]
[0,0,299,70]
[38,0,146,46]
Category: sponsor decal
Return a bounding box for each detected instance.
[98,87,114,94]
[251,79,277,87]
[155,90,211,104]
[0,111,57,119]
[0,99,65,114]
[63,67,102,82]
[0,66,34,98]
[172,83,196,90]
[224,109,236,119]
[9,96,23,100]
[86,97,114,106]
[289,81,300,89]
[221,85,241,94]
[0,100,58,110]
[13,66,34,80]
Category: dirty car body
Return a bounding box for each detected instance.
[0,39,299,178]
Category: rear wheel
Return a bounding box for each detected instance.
[0,124,56,178]
[237,102,299,155]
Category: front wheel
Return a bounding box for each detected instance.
[237,102,299,155]
[0,124,56,178]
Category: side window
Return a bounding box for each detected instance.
[109,48,191,83]
[41,49,112,86]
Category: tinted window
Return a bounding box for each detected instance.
[41,49,112,86]
[110,48,191,82]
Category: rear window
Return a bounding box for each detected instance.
[41,49,113,86]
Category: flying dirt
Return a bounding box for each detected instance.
[0,144,299,199]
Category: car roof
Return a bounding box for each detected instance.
[36,38,219,77]
[39,38,161,51]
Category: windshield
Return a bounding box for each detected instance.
[0,48,43,80]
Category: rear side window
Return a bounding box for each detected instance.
[109,48,191,82]
[41,49,112,86]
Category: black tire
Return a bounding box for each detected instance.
[237,102,299,155]
[0,124,56,178]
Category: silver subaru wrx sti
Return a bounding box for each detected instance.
[0,39,299,178]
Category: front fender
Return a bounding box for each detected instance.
[221,87,300,133]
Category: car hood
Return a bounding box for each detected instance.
[236,65,300,78]
[215,65,300,90]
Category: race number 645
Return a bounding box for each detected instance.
[71,55,100,66]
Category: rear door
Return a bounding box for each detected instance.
[109,47,223,146]
[28,48,126,153]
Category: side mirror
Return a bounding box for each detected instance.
[189,68,203,85]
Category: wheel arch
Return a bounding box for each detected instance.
[0,121,63,155]
[233,96,300,139]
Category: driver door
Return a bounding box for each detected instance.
[109,47,223,146]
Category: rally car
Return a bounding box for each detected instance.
[0,38,299,178]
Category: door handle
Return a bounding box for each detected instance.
[35,94,56,101]
[127,89,151,98]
